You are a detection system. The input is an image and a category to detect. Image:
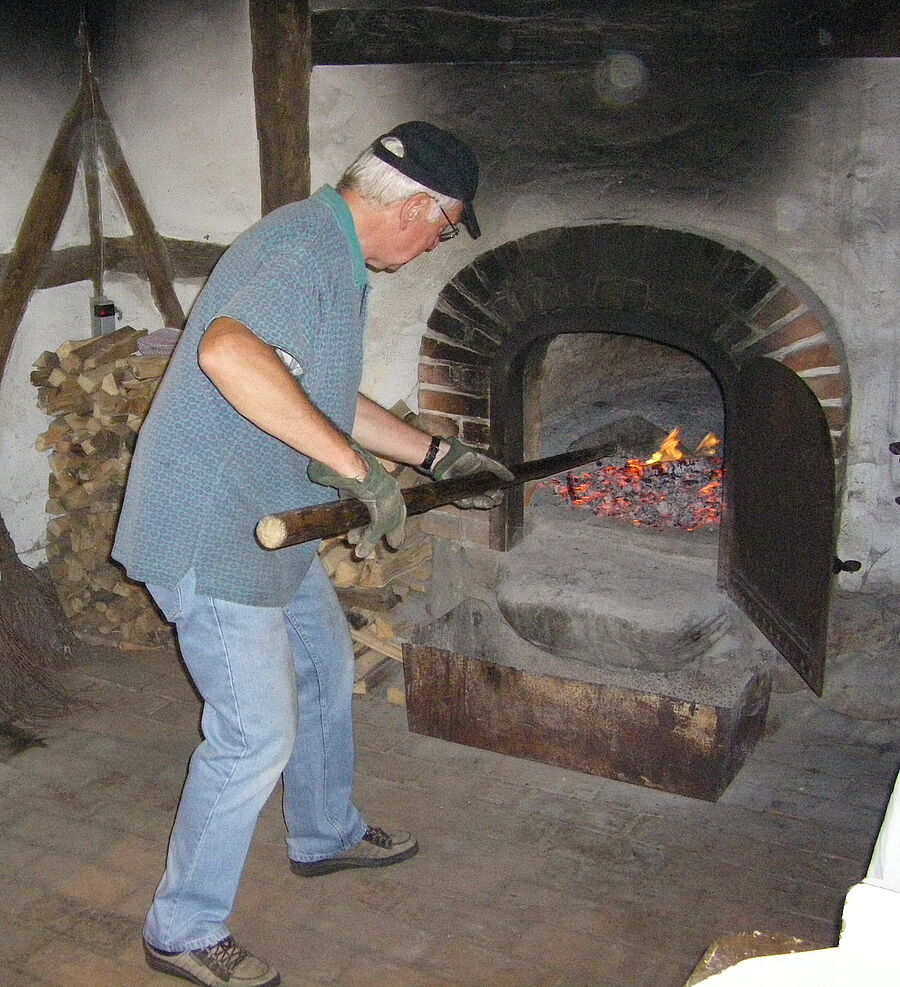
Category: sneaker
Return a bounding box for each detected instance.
[143,935,281,986]
[289,825,418,877]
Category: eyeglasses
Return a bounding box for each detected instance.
[430,198,460,242]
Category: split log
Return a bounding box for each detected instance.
[357,532,431,589]
[352,650,394,694]
[350,626,403,662]
[349,613,410,694]
[318,518,430,612]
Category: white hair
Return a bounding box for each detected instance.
[337,137,459,220]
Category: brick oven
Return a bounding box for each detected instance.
[403,223,854,799]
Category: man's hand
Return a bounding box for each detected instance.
[308,442,406,558]
[431,438,514,509]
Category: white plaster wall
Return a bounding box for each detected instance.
[96,0,260,244]
[0,24,77,252]
[0,283,98,565]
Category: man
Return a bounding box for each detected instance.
[112,121,512,987]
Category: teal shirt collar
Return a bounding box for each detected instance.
[313,185,368,290]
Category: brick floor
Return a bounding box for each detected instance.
[1,644,897,986]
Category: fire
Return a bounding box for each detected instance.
[642,427,721,465]
[541,428,723,531]
[694,432,721,457]
[643,427,684,465]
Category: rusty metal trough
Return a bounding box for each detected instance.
[403,599,772,801]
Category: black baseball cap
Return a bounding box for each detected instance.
[371,121,480,239]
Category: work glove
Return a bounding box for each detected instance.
[431,438,515,509]
[308,442,406,558]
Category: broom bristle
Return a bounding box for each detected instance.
[0,622,71,721]
[1,512,77,720]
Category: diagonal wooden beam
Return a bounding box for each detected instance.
[80,35,103,297]
[90,80,185,328]
[249,0,312,215]
[0,91,84,385]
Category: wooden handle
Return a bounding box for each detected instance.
[256,446,605,551]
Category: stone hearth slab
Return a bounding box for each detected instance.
[497,512,729,672]
[403,599,771,801]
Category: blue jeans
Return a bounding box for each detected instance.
[143,557,366,952]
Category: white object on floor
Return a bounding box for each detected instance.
[700,768,900,985]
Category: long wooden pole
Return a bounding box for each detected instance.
[256,446,606,550]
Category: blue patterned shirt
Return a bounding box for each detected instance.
[113,187,368,605]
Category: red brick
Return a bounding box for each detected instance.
[416,412,459,438]
[460,420,491,447]
[750,287,804,329]
[419,389,489,418]
[418,362,489,396]
[802,374,844,401]
[420,336,485,365]
[780,344,840,373]
[823,405,847,430]
[753,312,825,355]
[418,363,454,388]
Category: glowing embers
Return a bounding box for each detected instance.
[542,428,724,531]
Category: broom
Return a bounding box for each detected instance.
[0,513,73,721]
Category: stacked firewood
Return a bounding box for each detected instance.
[321,487,432,702]
[31,325,173,648]
[316,415,432,701]
[32,346,431,681]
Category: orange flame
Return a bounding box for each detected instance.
[644,427,685,465]
[694,432,721,457]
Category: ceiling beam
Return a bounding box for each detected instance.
[309,4,900,65]
[250,0,312,215]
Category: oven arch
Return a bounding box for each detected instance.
[418,223,847,693]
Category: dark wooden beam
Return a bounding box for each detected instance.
[312,6,504,65]
[157,237,228,279]
[0,237,228,295]
[80,32,103,296]
[90,81,185,328]
[0,90,83,385]
[37,245,94,290]
[249,0,312,215]
[309,3,900,64]
[104,236,228,281]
